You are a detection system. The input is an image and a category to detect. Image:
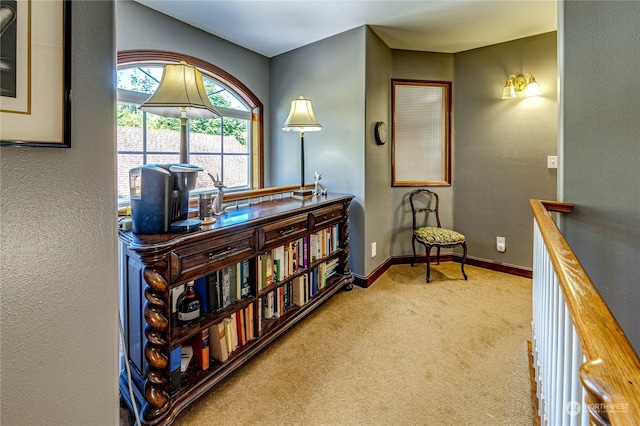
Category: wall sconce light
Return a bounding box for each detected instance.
[501,73,540,99]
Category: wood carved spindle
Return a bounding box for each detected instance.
[142,267,171,421]
[341,200,354,290]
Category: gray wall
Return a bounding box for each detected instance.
[0,1,119,424]
[454,33,558,269]
[388,50,455,262]
[116,0,272,183]
[270,27,367,274]
[335,30,557,277]
[363,28,393,274]
[560,0,640,352]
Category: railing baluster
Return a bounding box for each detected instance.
[530,199,640,426]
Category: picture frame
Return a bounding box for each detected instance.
[0,0,71,148]
[391,79,452,186]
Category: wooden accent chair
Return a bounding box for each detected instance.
[410,189,468,283]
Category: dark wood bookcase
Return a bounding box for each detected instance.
[119,192,354,425]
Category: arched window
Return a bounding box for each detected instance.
[116,50,263,202]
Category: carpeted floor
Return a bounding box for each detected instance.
[121,262,533,426]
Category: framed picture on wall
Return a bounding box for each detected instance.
[0,0,71,148]
[391,79,452,186]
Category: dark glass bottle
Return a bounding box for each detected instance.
[177,282,201,325]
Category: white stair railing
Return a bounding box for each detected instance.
[533,219,589,425]
[530,200,640,426]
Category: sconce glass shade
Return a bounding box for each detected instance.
[140,61,221,119]
[282,96,322,132]
[502,82,516,99]
[525,76,541,97]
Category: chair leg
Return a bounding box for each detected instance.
[411,236,417,267]
[461,242,468,280]
[425,245,432,283]
[436,247,441,265]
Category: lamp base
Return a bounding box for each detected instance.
[292,188,314,199]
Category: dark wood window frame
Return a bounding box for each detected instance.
[391,79,452,187]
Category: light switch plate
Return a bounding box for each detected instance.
[547,155,558,169]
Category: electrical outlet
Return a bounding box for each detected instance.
[496,236,506,253]
[371,242,376,258]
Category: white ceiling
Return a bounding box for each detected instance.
[134,0,557,58]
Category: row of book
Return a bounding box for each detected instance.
[259,258,341,321]
[170,304,256,391]
[169,257,342,392]
[194,260,252,314]
[209,304,255,363]
[256,224,341,290]
[170,241,342,327]
[169,326,210,393]
[310,224,340,263]
[292,259,339,305]
[257,237,305,290]
[260,281,293,321]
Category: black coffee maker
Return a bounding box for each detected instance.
[129,164,203,234]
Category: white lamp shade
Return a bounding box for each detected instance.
[525,81,541,97]
[140,62,221,119]
[502,84,516,99]
[282,96,322,132]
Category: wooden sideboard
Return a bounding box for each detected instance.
[119,192,354,425]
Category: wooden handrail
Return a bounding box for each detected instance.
[530,199,640,425]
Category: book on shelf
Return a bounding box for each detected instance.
[308,263,327,294]
[223,318,233,354]
[266,291,274,319]
[228,265,237,303]
[181,345,193,372]
[277,286,283,317]
[258,252,273,289]
[237,307,246,345]
[221,268,231,308]
[273,245,284,282]
[310,234,318,262]
[240,259,251,299]
[309,268,316,297]
[192,328,209,370]
[258,254,264,288]
[194,274,218,313]
[319,262,326,289]
[266,253,274,286]
[283,244,291,277]
[230,311,239,351]
[321,229,327,258]
[257,298,263,336]
[246,303,254,341]
[289,240,300,274]
[209,322,228,362]
[169,345,182,393]
[292,275,307,307]
[325,258,339,279]
[283,281,291,312]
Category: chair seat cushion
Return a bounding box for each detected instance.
[415,227,465,245]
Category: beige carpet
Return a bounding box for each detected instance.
[122,262,533,426]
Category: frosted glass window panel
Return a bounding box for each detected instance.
[392,81,451,186]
